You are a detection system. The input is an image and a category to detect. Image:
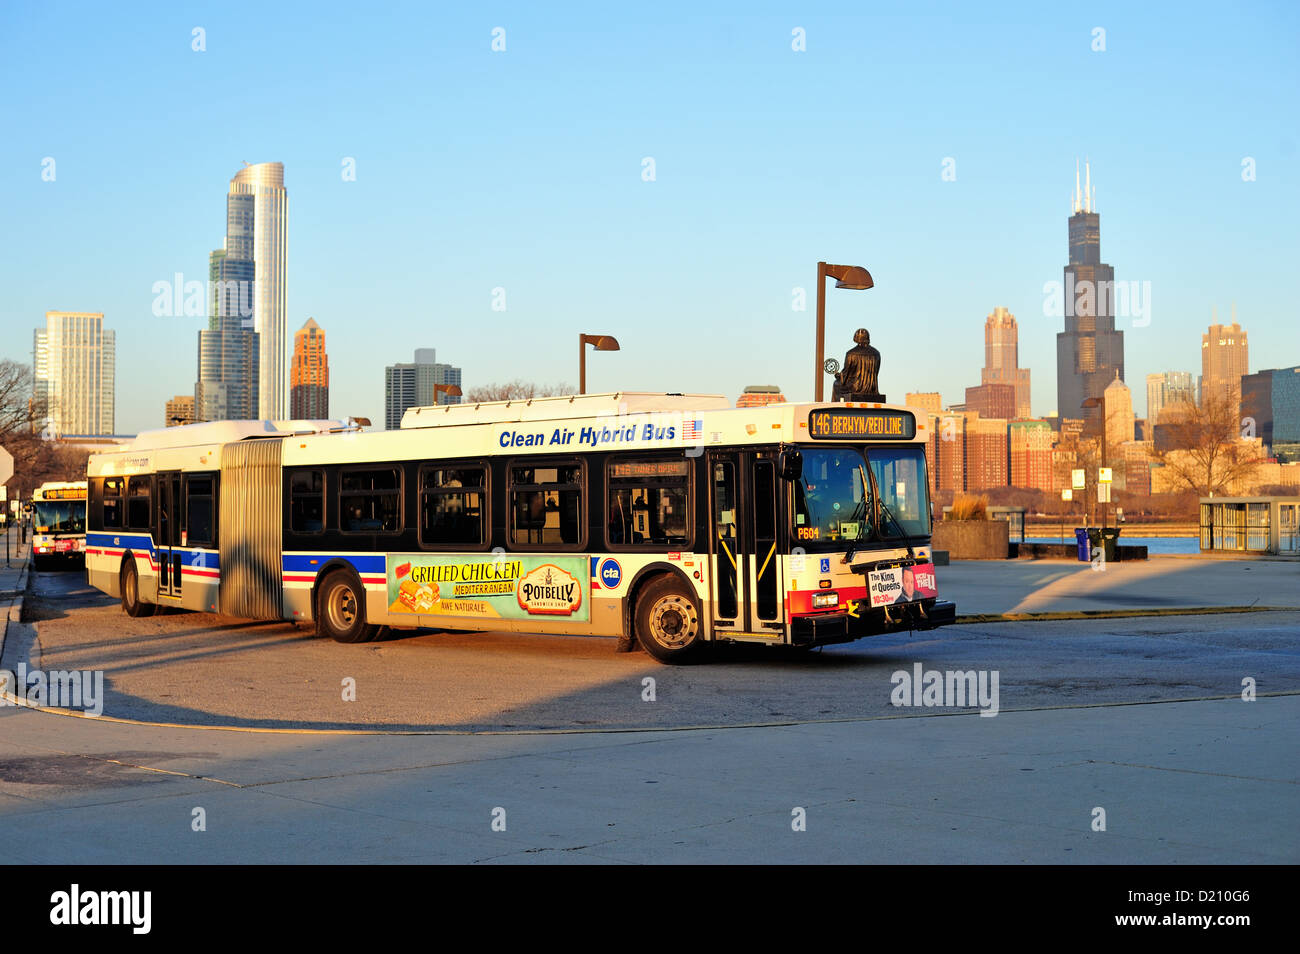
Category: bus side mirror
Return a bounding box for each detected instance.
[779,450,802,481]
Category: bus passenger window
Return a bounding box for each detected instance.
[420,467,485,546]
[509,463,582,548]
[102,477,124,529]
[290,470,325,532]
[186,474,216,546]
[340,469,400,533]
[607,458,690,548]
[127,477,151,530]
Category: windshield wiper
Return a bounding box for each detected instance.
[877,494,916,562]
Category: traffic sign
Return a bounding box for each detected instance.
[1061,488,1073,501]
[0,446,12,486]
[1098,483,1111,503]
[1098,467,1113,484]
[1071,469,1085,490]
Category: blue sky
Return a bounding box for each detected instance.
[2,0,1297,433]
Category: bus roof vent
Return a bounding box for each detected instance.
[400,392,730,428]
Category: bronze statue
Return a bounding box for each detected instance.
[830,328,884,402]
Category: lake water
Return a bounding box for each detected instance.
[1024,535,1200,555]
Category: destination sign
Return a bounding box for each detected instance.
[808,408,915,441]
[39,488,87,500]
[610,460,690,479]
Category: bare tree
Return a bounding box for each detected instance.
[463,380,575,403]
[1149,392,1262,496]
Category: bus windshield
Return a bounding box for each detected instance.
[33,501,86,534]
[793,447,872,545]
[793,445,931,547]
[867,445,931,540]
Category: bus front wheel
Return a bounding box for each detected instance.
[635,576,704,664]
[120,559,156,618]
[316,569,379,643]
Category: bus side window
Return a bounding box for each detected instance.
[509,462,583,548]
[127,476,151,530]
[290,470,325,532]
[103,477,124,529]
[420,466,485,547]
[340,468,401,533]
[186,474,216,546]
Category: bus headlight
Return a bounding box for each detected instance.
[812,592,839,609]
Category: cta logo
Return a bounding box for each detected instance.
[517,564,583,616]
[599,558,622,589]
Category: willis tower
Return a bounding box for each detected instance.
[1056,161,1124,430]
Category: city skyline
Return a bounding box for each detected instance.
[3,4,1297,433]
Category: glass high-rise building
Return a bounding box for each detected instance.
[33,311,115,436]
[1242,365,1300,463]
[1056,162,1123,432]
[385,348,463,430]
[1146,370,1195,425]
[229,162,288,419]
[196,191,260,422]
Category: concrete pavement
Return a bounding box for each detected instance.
[0,694,1294,863]
[937,557,1300,617]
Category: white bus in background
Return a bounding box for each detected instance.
[84,393,954,663]
[30,481,88,570]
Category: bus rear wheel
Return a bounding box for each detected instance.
[120,559,156,618]
[316,569,379,644]
[635,576,704,664]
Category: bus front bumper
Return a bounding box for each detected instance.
[790,599,957,647]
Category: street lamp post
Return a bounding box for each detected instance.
[814,262,874,402]
[579,334,620,395]
[433,383,463,405]
[1082,396,1107,531]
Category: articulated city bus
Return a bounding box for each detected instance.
[30,481,88,570]
[84,393,954,662]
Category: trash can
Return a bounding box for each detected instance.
[1086,529,1102,561]
[1074,528,1090,561]
[1100,527,1121,562]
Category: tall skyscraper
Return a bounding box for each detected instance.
[1056,162,1123,432]
[1201,309,1248,418]
[290,318,330,419]
[229,162,288,419]
[981,307,1031,418]
[385,348,463,429]
[196,191,260,422]
[1146,370,1195,425]
[33,311,115,436]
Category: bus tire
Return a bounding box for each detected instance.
[316,569,379,644]
[120,559,156,618]
[634,575,704,664]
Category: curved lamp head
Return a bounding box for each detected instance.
[825,264,874,290]
[581,334,620,352]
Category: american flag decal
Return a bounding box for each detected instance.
[683,419,703,441]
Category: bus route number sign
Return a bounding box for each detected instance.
[808,409,915,441]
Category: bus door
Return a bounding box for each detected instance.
[707,451,786,640]
[156,471,183,598]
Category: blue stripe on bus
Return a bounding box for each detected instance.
[86,532,220,568]
[282,553,386,575]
